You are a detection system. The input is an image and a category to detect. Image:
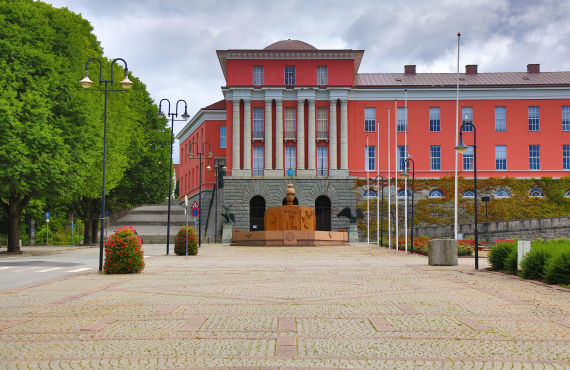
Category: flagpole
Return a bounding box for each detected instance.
[394,99,399,251]
[454,32,461,240]
[366,135,370,245]
[377,120,380,246]
[387,108,391,249]
[404,89,408,253]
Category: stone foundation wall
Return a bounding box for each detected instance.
[413,216,570,242]
[223,177,356,233]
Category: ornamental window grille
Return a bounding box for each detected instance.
[429,189,444,198]
[529,187,545,197]
[495,188,511,198]
[463,190,475,198]
[397,189,411,198]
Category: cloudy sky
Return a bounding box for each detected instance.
[45,0,570,163]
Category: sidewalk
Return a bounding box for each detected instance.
[0,244,95,257]
[0,243,568,369]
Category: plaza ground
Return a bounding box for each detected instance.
[0,243,568,369]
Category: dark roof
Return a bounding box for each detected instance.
[202,100,226,110]
[355,72,570,88]
[263,39,317,51]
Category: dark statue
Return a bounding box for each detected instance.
[222,205,235,224]
[337,207,364,224]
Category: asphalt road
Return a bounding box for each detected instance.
[0,244,169,292]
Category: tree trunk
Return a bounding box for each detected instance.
[91,214,99,244]
[6,197,30,253]
[83,215,93,244]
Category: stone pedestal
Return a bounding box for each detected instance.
[222,224,233,244]
[517,240,531,269]
[349,223,359,244]
[428,239,458,266]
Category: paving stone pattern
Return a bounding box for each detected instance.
[0,244,568,369]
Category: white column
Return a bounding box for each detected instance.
[329,99,337,170]
[297,99,305,170]
[340,99,348,170]
[232,99,240,170]
[243,99,251,170]
[307,99,316,170]
[275,100,284,170]
[264,99,273,170]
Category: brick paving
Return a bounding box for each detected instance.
[0,243,568,369]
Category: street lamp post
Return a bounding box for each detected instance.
[214,164,226,243]
[401,158,415,253]
[80,57,133,272]
[157,99,190,255]
[374,175,384,246]
[188,142,213,247]
[455,118,479,270]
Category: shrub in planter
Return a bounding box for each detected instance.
[544,251,570,285]
[103,226,144,274]
[488,240,516,270]
[174,226,198,256]
[457,242,474,256]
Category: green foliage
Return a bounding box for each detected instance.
[103,226,144,274]
[544,252,570,285]
[504,250,518,274]
[457,243,474,256]
[174,226,198,256]
[488,241,517,270]
[520,238,570,281]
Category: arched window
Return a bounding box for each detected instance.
[463,190,475,198]
[315,196,331,231]
[495,188,511,198]
[429,189,444,198]
[397,189,411,198]
[249,196,266,231]
[565,190,570,198]
[282,197,299,205]
[529,187,545,197]
[364,190,378,198]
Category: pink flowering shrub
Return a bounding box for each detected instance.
[103,226,145,274]
[174,226,198,256]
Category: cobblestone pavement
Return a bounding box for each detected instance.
[0,244,568,369]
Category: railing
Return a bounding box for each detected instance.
[252,130,264,140]
[252,168,264,176]
[284,130,296,140]
[317,168,329,176]
[316,130,328,140]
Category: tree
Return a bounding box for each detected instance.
[0,0,103,252]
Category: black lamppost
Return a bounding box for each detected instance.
[401,157,415,253]
[188,142,213,246]
[157,99,190,255]
[214,163,226,243]
[455,118,479,270]
[80,57,133,272]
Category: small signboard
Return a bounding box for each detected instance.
[191,201,199,210]
[184,195,188,208]
[191,208,199,217]
[45,212,50,219]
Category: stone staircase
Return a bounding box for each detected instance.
[109,202,187,245]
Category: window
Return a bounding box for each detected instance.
[285,146,296,172]
[463,190,475,198]
[364,108,375,132]
[397,189,411,198]
[284,108,296,139]
[429,189,444,198]
[529,187,545,197]
[220,126,226,148]
[563,106,570,131]
[463,146,473,170]
[397,107,407,132]
[528,106,540,131]
[430,145,441,171]
[252,107,264,139]
[564,190,570,197]
[317,66,328,85]
[317,107,328,139]
[495,188,511,198]
[564,145,570,170]
[429,107,440,132]
[397,146,408,171]
[364,190,378,198]
[252,146,264,176]
[285,66,295,85]
[317,146,328,176]
[365,145,375,171]
[462,107,473,131]
[253,66,263,85]
[529,145,540,170]
[495,106,506,132]
[496,145,507,170]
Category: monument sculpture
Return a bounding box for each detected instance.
[231,184,348,246]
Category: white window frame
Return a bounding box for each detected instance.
[496,145,507,170]
[220,126,226,148]
[397,145,408,171]
[317,66,328,85]
[252,145,264,176]
[397,107,407,132]
[364,108,375,132]
[463,146,473,170]
[365,145,376,171]
[253,66,263,85]
[528,106,540,131]
[529,145,540,170]
[285,145,296,171]
[317,107,328,138]
[430,145,441,171]
[252,107,264,139]
[563,106,570,131]
[429,107,440,132]
[285,66,295,85]
[317,146,328,176]
[495,106,506,132]
[284,108,296,140]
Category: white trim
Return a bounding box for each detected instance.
[176,110,226,143]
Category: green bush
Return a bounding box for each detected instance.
[488,240,517,270]
[521,238,570,281]
[174,226,198,256]
[504,250,518,274]
[544,252,570,285]
[103,226,144,274]
[457,243,474,256]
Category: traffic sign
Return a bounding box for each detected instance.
[45,212,50,219]
[191,201,199,210]
[191,208,199,217]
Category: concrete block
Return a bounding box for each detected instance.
[428,239,458,266]
[222,224,232,244]
[349,223,359,243]
[517,240,531,269]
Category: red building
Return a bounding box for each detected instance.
[176,40,570,237]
